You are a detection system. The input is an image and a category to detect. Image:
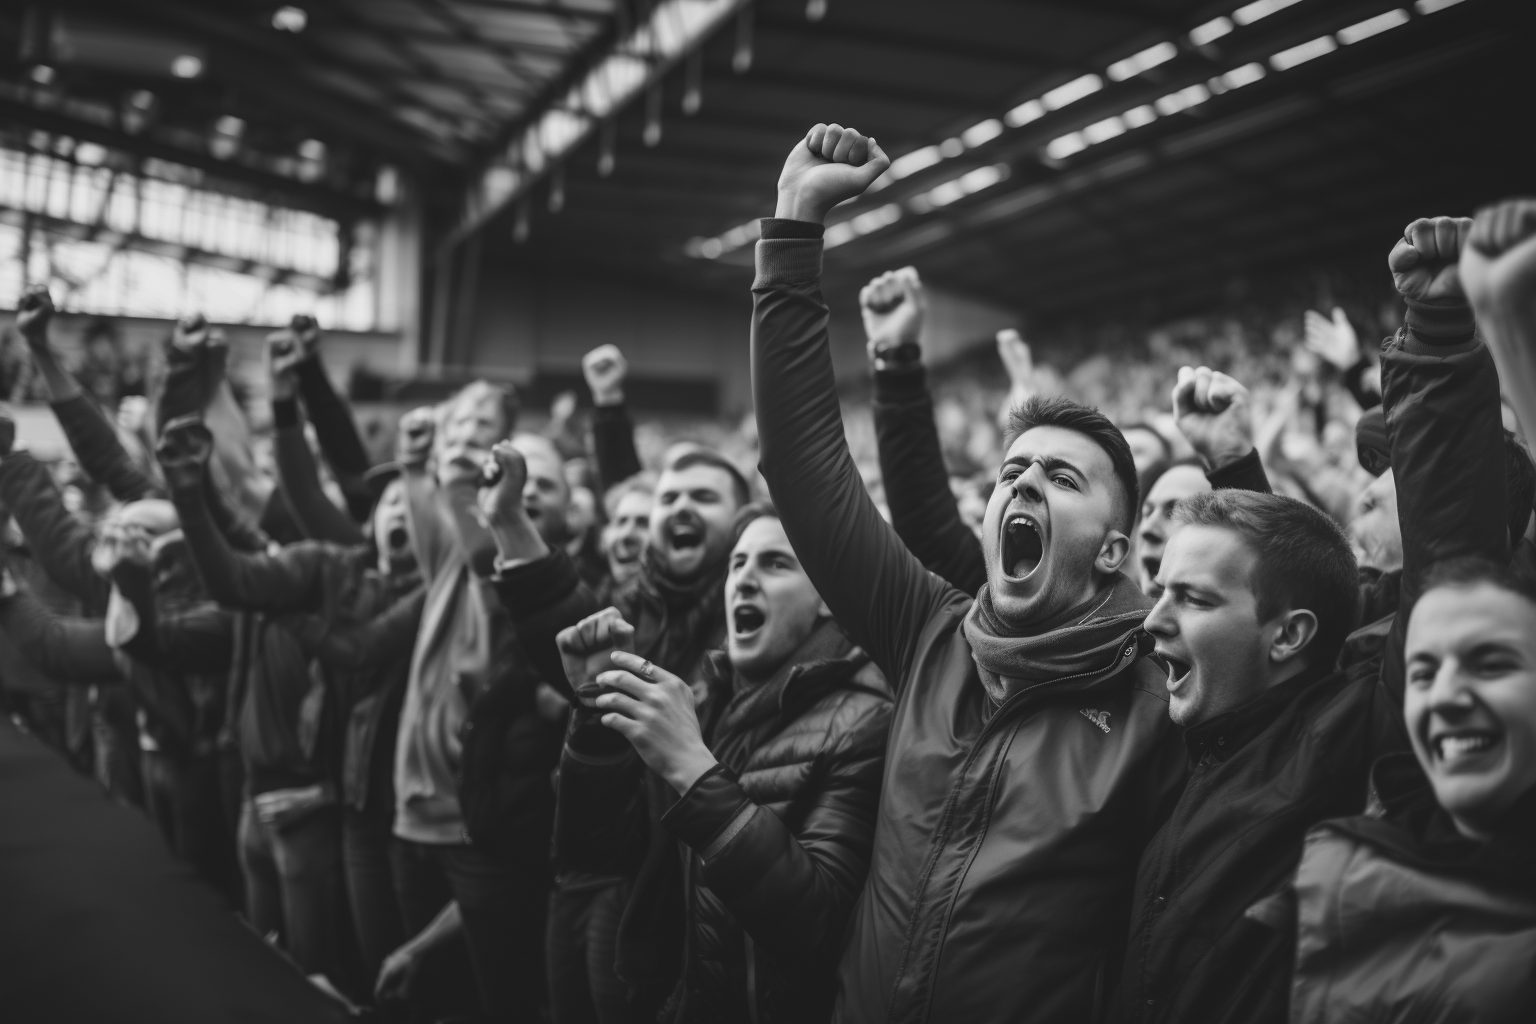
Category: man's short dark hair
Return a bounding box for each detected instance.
[1006,396,1138,532]
[730,499,779,547]
[1173,490,1359,670]
[1418,556,1536,611]
[1505,431,1535,547]
[665,448,751,508]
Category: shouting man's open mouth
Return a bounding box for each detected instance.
[1001,512,1045,581]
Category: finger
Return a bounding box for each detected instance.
[1172,367,1196,414]
[820,124,844,160]
[805,124,827,153]
[848,134,869,164]
[594,688,645,716]
[1404,218,1435,259]
[864,137,890,175]
[1386,237,1420,273]
[1434,217,1459,261]
[608,650,679,685]
[600,713,642,739]
[594,670,652,699]
[831,129,858,163]
[1453,216,1472,256]
[1193,366,1213,410]
[1207,372,1241,411]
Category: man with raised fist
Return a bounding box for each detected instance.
[750,122,1187,1024]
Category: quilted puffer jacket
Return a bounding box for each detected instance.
[1291,754,1536,1023]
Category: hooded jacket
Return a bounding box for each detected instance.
[1291,754,1536,1024]
[752,220,1187,1024]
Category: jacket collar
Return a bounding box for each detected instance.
[1183,663,1336,763]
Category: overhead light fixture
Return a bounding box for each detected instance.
[1188,17,1233,46]
[1337,9,1410,44]
[548,164,565,213]
[1270,35,1336,71]
[1415,0,1465,11]
[375,166,401,205]
[732,8,753,73]
[682,52,703,115]
[643,84,662,147]
[805,0,827,22]
[1042,74,1103,111]
[272,6,308,33]
[30,65,55,85]
[171,54,203,78]
[297,138,326,181]
[1005,99,1046,128]
[210,115,244,159]
[1107,42,1178,82]
[1233,0,1302,26]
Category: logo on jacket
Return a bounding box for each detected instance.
[1079,708,1111,733]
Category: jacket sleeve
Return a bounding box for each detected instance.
[0,452,109,610]
[271,397,367,546]
[661,695,892,976]
[591,403,643,495]
[553,714,650,876]
[111,561,234,675]
[490,548,602,703]
[1205,448,1273,494]
[0,586,120,681]
[294,357,375,522]
[50,394,160,502]
[872,364,987,595]
[1380,297,1509,702]
[309,585,426,675]
[752,222,959,692]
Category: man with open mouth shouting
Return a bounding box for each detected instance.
[749,122,1189,1024]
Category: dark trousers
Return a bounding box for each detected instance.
[343,807,405,986]
[547,879,632,1024]
[239,798,347,977]
[141,748,242,906]
[391,837,549,1022]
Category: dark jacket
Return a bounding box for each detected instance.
[752,221,1187,1024]
[1108,297,1510,1024]
[1291,755,1536,1024]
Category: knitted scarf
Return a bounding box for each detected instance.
[961,572,1152,704]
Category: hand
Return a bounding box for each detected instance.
[253,784,332,830]
[556,607,635,706]
[476,440,527,524]
[582,344,628,406]
[395,407,435,467]
[775,123,891,224]
[171,313,213,352]
[595,651,718,794]
[1303,307,1359,370]
[1389,216,1473,304]
[995,328,1034,390]
[91,522,153,578]
[0,409,14,458]
[155,415,214,491]
[860,267,925,364]
[1461,197,1536,322]
[15,287,53,349]
[1173,366,1254,472]
[375,944,423,1004]
[265,330,304,402]
[289,314,321,358]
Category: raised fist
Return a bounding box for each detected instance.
[155,415,214,491]
[1303,307,1359,371]
[1460,198,1536,321]
[860,267,925,365]
[556,606,636,707]
[776,123,890,224]
[1389,216,1473,304]
[289,314,321,358]
[91,520,153,578]
[582,344,628,407]
[0,409,14,458]
[996,329,1034,390]
[172,313,213,352]
[476,440,528,527]
[265,329,305,401]
[395,407,435,468]
[15,287,54,349]
[1173,365,1254,472]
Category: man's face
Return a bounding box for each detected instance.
[512,438,571,545]
[1124,427,1168,479]
[650,463,740,580]
[1145,524,1272,727]
[727,516,826,681]
[372,478,414,574]
[983,425,1127,624]
[603,489,651,585]
[1405,583,1536,838]
[441,392,505,453]
[1136,464,1210,598]
[1348,469,1402,574]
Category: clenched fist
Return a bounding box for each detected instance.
[860,267,926,366]
[582,344,628,407]
[1389,216,1473,304]
[172,313,214,352]
[775,123,890,224]
[1460,198,1536,321]
[15,287,53,350]
[265,329,305,401]
[477,441,527,526]
[1173,366,1254,472]
[290,314,321,358]
[395,408,435,468]
[155,415,214,491]
[556,606,636,707]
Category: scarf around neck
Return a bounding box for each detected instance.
[961,571,1152,704]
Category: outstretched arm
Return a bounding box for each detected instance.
[1462,199,1536,464]
[583,345,643,494]
[0,415,109,609]
[754,124,958,690]
[0,572,121,681]
[288,316,375,522]
[268,332,367,546]
[863,268,986,594]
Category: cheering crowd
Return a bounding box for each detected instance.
[1,122,1534,1024]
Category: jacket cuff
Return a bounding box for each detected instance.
[759,218,825,240]
[565,705,633,760]
[492,547,580,620]
[271,396,301,430]
[1402,298,1475,350]
[872,363,929,406]
[754,236,823,288]
[1206,448,1272,494]
[661,764,755,860]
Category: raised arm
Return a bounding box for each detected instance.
[0,414,109,609]
[268,332,367,546]
[1461,199,1536,465]
[289,316,375,522]
[862,268,986,594]
[1172,367,1274,494]
[1381,216,1510,697]
[582,345,642,494]
[754,126,960,690]
[0,571,121,681]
